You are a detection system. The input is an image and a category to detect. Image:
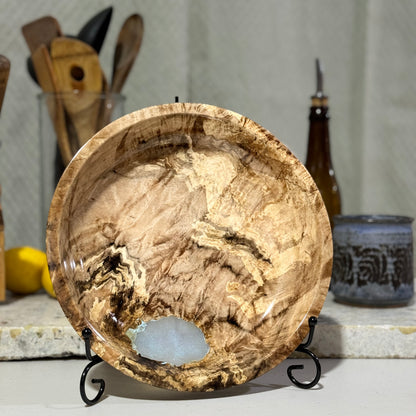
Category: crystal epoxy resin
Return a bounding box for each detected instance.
[46,103,332,391]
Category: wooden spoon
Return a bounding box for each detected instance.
[31,45,73,165]
[50,37,103,147]
[0,55,10,114]
[111,14,143,93]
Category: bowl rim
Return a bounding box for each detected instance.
[46,102,333,391]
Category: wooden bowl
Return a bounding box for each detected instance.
[46,103,332,391]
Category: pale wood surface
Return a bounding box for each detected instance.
[46,103,332,391]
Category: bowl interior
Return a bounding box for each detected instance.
[47,103,332,391]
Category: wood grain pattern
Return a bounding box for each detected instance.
[21,15,62,54]
[50,38,103,147]
[46,103,332,391]
[32,45,74,165]
[111,14,144,94]
[0,55,10,115]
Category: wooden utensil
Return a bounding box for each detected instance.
[0,185,5,301]
[0,55,10,115]
[50,37,103,147]
[111,14,143,93]
[31,45,74,165]
[0,56,9,300]
[77,6,113,54]
[22,16,62,85]
[22,16,62,54]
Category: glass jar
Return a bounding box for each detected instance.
[39,92,125,245]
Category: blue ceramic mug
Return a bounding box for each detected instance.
[331,215,414,306]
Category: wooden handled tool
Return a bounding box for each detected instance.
[0,55,10,115]
[111,14,143,93]
[22,16,62,53]
[0,185,5,301]
[0,56,9,300]
[50,37,103,147]
[32,45,74,165]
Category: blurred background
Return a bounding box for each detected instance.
[0,0,415,249]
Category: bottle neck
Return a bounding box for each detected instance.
[305,105,333,170]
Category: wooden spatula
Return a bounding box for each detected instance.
[0,55,10,115]
[22,16,62,85]
[22,16,62,53]
[50,37,103,147]
[31,45,73,165]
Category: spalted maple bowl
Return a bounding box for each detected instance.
[46,103,332,391]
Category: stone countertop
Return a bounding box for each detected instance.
[0,289,415,360]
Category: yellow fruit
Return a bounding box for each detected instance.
[5,247,46,295]
[41,264,56,298]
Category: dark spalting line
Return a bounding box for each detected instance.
[223,232,272,264]
[115,128,131,160]
[113,134,192,174]
[197,218,272,265]
[220,263,245,278]
[75,245,139,294]
[145,292,176,316]
[110,287,135,312]
[119,355,175,378]
[191,116,206,135]
[225,314,242,329]
[48,261,57,272]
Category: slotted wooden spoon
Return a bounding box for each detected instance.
[50,37,103,147]
[111,14,143,93]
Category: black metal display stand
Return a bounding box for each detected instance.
[79,316,321,406]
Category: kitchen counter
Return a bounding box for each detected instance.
[1,289,415,360]
[0,358,415,415]
[1,289,415,414]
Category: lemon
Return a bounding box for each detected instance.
[41,264,56,298]
[5,247,46,295]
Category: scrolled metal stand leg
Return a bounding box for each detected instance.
[80,328,105,406]
[287,316,321,389]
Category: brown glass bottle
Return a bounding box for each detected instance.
[305,59,341,228]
